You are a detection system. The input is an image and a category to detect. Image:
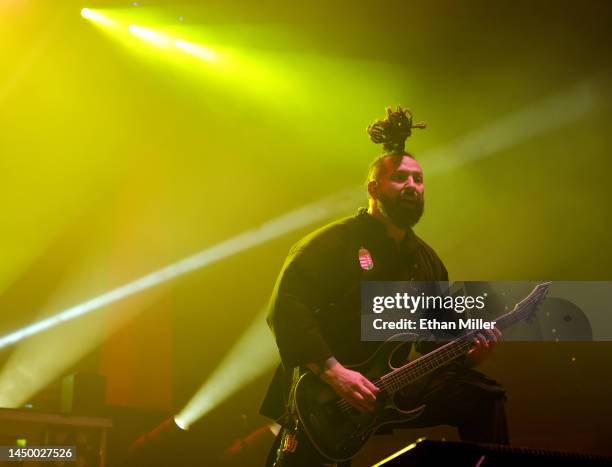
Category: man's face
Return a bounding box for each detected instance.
[374,156,425,228]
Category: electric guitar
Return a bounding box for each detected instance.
[293,282,551,462]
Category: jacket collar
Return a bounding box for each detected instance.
[356,208,420,256]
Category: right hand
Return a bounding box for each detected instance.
[319,361,379,413]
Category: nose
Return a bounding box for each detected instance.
[404,176,418,191]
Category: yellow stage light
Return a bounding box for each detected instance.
[80,8,114,28]
[175,40,219,63]
[128,25,172,48]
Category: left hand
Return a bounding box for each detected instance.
[464,327,502,367]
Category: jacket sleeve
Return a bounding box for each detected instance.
[267,242,335,369]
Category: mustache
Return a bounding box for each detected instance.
[399,190,422,201]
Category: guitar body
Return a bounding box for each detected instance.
[294,333,427,462]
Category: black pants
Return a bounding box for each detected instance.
[265,368,508,467]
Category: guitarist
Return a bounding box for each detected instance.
[261,107,507,466]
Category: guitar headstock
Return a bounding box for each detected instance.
[511,281,552,322]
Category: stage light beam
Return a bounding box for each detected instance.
[175,40,219,63]
[78,8,294,101]
[80,8,114,28]
[0,186,362,353]
[128,25,172,49]
[175,308,279,430]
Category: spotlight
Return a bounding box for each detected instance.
[80,8,114,27]
[173,416,189,431]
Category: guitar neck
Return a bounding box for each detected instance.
[376,285,547,395]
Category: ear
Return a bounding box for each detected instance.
[367,179,378,200]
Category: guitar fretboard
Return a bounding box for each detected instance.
[377,282,550,394]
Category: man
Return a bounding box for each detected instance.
[260,107,507,466]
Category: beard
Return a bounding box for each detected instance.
[378,191,424,228]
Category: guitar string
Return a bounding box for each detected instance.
[376,292,543,392]
[335,290,546,411]
[336,298,534,412]
[337,334,483,411]
[336,290,546,410]
[336,338,472,410]
[336,291,545,410]
[376,296,539,394]
[337,333,490,412]
[335,337,473,411]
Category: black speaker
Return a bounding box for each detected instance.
[61,372,106,416]
[374,438,612,466]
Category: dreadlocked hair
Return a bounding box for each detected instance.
[367,105,426,156]
[365,105,426,187]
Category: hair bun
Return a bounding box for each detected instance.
[367,105,426,155]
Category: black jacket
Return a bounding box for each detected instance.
[260,209,449,421]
